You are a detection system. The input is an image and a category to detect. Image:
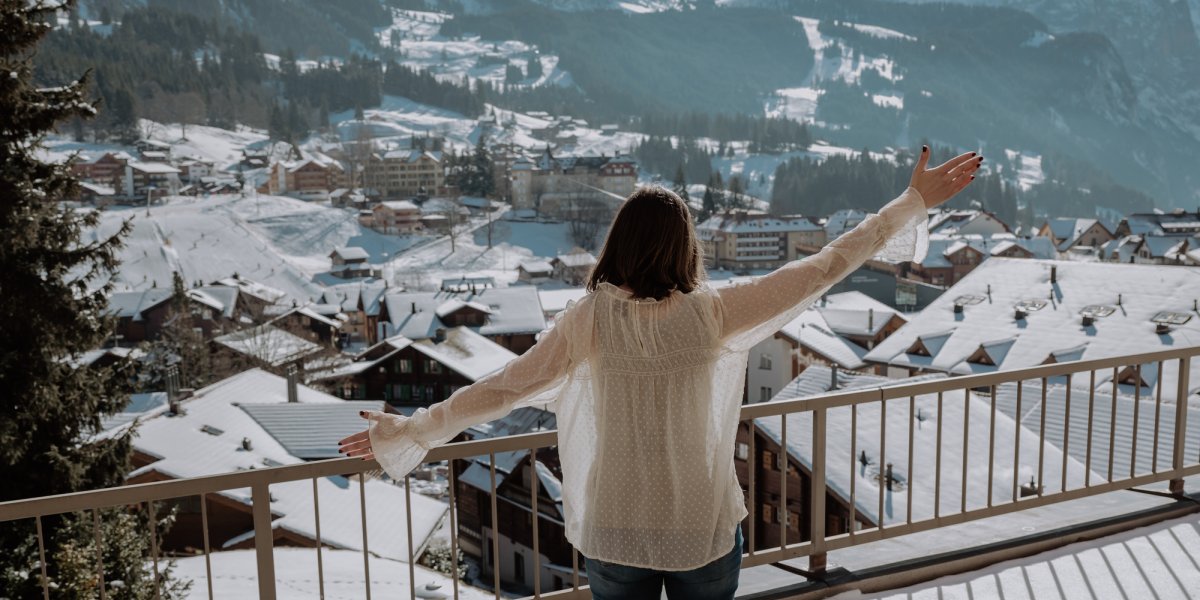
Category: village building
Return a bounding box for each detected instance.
[509,148,637,216]
[517,260,554,284]
[108,286,248,344]
[310,326,516,404]
[263,304,345,348]
[697,210,826,270]
[211,324,325,376]
[1037,218,1115,254]
[536,288,588,321]
[370,200,423,234]
[1115,209,1200,237]
[734,366,1090,551]
[365,149,445,200]
[926,208,1012,236]
[440,276,496,293]
[265,155,346,201]
[451,408,582,595]
[746,292,907,403]
[116,161,182,201]
[549,248,596,285]
[329,246,373,279]
[113,369,447,566]
[382,287,546,354]
[70,151,133,183]
[864,259,1200,396]
[319,284,389,347]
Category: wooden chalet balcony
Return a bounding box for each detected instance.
[3,347,1200,599]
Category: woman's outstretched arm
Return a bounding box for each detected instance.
[716,147,982,350]
[338,301,582,479]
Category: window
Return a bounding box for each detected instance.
[428,360,442,374]
[735,442,749,461]
[514,552,525,584]
[397,384,411,402]
[788,510,800,530]
[399,358,413,373]
[759,353,773,370]
[424,385,435,403]
[762,450,775,469]
[761,503,773,522]
[759,386,773,402]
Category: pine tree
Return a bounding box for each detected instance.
[0,1,187,596]
[672,162,689,204]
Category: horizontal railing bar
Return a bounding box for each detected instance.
[6,344,1199,523]
[0,429,559,522]
[821,462,1200,553]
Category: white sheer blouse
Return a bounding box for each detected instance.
[365,187,929,570]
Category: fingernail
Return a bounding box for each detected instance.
[969,152,975,157]
[922,145,928,152]
[359,411,365,416]
[971,175,976,180]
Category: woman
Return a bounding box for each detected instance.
[339,146,982,599]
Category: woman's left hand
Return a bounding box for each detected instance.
[337,412,375,460]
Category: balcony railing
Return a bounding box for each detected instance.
[3,346,1199,599]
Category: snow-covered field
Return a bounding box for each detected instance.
[172,547,491,599]
[86,195,425,301]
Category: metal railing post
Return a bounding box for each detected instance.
[251,482,277,600]
[1170,357,1191,495]
[809,406,828,574]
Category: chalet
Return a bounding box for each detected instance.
[452,408,582,594]
[1038,218,1114,254]
[550,248,596,285]
[824,209,868,240]
[76,181,116,206]
[266,155,345,201]
[70,151,131,183]
[383,287,546,354]
[265,305,345,347]
[517,260,554,284]
[329,246,372,279]
[117,161,182,201]
[1115,209,1200,237]
[310,327,516,405]
[319,284,389,346]
[210,275,287,319]
[211,324,324,376]
[108,287,244,344]
[864,259,1200,395]
[906,235,1056,288]
[926,208,1012,236]
[536,288,588,321]
[116,369,446,564]
[370,200,423,234]
[746,292,906,403]
[1130,235,1192,265]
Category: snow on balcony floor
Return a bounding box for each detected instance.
[847,510,1200,600]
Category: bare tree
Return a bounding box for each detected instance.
[564,193,607,251]
[446,196,465,253]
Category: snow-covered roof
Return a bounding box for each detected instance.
[553,251,596,268]
[537,287,588,316]
[817,306,898,337]
[385,287,546,338]
[920,235,1056,268]
[1139,235,1189,259]
[696,211,822,235]
[78,181,115,195]
[777,310,869,370]
[126,369,445,562]
[1044,218,1106,251]
[412,327,517,382]
[191,286,239,318]
[239,400,385,459]
[100,391,168,433]
[213,276,287,305]
[519,260,554,274]
[378,200,419,211]
[825,209,868,238]
[128,161,181,175]
[213,325,323,367]
[108,289,173,320]
[332,246,370,262]
[434,298,492,319]
[864,259,1200,395]
[756,367,1093,526]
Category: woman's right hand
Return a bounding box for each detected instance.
[910,145,983,209]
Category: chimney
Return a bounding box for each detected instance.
[286,364,298,403]
[411,302,417,314]
[867,308,874,332]
[166,365,182,415]
[1156,323,1170,335]
[242,437,253,451]
[885,463,894,491]
[830,364,839,390]
[1015,308,1027,321]
[1050,265,1057,284]
[434,327,446,342]
[1082,314,1095,327]
[953,303,964,314]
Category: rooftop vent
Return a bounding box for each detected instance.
[1151,311,1192,326]
[1015,308,1027,321]
[953,303,964,314]
[953,294,986,305]
[1082,314,1095,327]
[242,437,253,451]
[1080,305,1116,319]
[1050,265,1057,283]
[200,425,224,436]
[1155,323,1171,335]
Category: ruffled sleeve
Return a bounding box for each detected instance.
[364,295,591,481]
[713,187,928,353]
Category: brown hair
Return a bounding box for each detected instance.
[586,185,704,301]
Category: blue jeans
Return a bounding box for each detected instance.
[584,524,743,600]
